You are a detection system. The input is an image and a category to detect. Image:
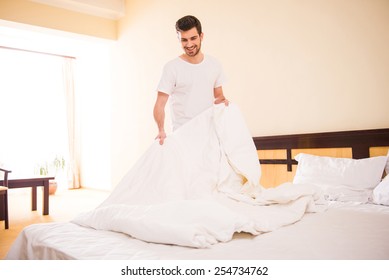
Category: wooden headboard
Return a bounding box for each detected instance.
[253,128,389,187]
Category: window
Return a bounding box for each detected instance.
[0,24,113,191]
[0,47,70,189]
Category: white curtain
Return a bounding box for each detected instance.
[62,57,81,189]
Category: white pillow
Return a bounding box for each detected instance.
[385,150,389,175]
[293,153,387,190]
[373,174,389,206]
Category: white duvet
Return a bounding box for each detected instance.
[72,104,321,248]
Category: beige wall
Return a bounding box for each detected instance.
[111,0,389,185]
[1,0,388,187]
[0,0,117,39]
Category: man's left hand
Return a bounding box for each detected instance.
[214,98,229,106]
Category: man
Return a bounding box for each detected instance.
[153,15,229,145]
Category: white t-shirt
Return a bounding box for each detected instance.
[157,55,226,130]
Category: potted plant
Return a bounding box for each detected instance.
[35,155,66,195]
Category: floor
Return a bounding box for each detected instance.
[0,187,110,259]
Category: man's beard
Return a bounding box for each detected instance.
[184,43,201,57]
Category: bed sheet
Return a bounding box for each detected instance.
[5,202,389,260]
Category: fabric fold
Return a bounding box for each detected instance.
[72,103,320,247]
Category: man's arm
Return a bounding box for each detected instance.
[214,86,229,106]
[153,91,169,145]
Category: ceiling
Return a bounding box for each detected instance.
[30,0,125,19]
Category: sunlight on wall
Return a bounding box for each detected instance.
[109,0,389,186]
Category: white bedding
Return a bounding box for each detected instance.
[8,103,388,260]
[69,103,320,249]
[6,202,389,260]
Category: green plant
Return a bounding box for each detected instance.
[52,155,66,175]
[35,155,66,176]
[37,163,49,176]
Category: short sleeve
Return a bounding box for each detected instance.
[214,60,227,88]
[157,63,176,95]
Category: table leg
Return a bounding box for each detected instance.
[32,186,37,211]
[0,195,4,221]
[43,181,49,215]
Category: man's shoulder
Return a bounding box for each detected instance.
[164,57,181,67]
[204,54,218,60]
[160,57,182,74]
[204,54,222,66]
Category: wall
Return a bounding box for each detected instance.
[1,0,387,188]
[110,0,389,186]
[0,0,117,39]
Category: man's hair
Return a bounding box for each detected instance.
[175,15,202,35]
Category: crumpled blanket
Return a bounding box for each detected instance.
[72,103,321,248]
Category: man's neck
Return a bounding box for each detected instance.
[180,52,204,64]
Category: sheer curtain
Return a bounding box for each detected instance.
[0,47,79,190]
[62,57,81,189]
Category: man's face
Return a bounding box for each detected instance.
[178,27,203,57]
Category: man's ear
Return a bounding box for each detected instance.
[200,32,204,40]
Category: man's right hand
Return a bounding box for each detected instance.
[155,131,167,145]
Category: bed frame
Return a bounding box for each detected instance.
[253,128,389,172]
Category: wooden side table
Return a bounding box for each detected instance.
[0,176,55,221]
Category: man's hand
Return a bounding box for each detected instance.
[155,131,167,145]
[153,92,169,145]
[214,98,229,106]
[213,86,229,106]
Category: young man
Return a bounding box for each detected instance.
[153,15,229,145]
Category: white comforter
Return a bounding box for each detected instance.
[72,104,320,248]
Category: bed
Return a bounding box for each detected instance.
[4,105,389,260]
